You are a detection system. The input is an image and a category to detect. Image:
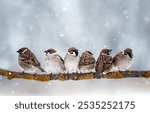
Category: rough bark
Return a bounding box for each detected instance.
[0,68,150,82]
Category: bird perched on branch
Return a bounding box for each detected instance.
[17,47,46,73]
[113,48,133,71]
[44,48,65,74]
[64,47,80,73]
[95,49,113,75]
[79,51,95,73]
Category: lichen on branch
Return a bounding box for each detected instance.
[0,68,150,82]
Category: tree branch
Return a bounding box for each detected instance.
[0,68,150,82]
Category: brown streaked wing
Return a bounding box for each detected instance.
[29,52,41,67]
[113,52,123,63]
[95,56,103,72]
[103,55,113,72]
[55,54,64,64]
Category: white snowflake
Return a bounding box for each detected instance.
[103,45,107,48]
[79,48,83,51]
[63,8,67,12]
[21,13,26,17]
[135,6,138,9]
[144,17,149,22]
[90,9,94,12]
[92,46,96,49]
[105,22,110,27]
[113,37,116,41]
[126,15,129,19]
[122,9,128,15]
[35,14,39,19]
[16,21,22,27]
[135,81,140,85]
[9,72,12,75]
[42,28,46,32]
[122,9,129,19]
[28,25,34,30]
[15,82,19,86]
[112,20,117,24]
[65,47,68,50]
[48,82,51,86]
[145,81,149,85]
[12,90,15,94]
[60,33,64,37]
[55,14,59,17]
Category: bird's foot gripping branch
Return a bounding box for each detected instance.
[0,68,150,82]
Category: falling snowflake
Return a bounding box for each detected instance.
[47,14,50,17]
[113,37,116,41]
[90,9,94,12]
[35,14,39,19]
[135,81,140,85]
[122,9,128,15]
[16,21,22,27]
[65,47,68,50]
[12,90,15,94]
[79,48,83,51]
[92,46,96,49]
[48,82,51,86]
[105,22,110,27]
[55,14,59,17]
[135,6,138,9]
[103,45,107,48]
[126,16,129,19]
[15,82,20,86]
[28,25,34,30]
[42,28,46,32]
[145,81,149,85]
[62,8,67,12]
[144,17,149,22]
[60,33,64,37]
[9,72,12,75]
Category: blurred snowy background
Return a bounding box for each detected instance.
[0,0,150,95]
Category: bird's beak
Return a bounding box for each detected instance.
[130,53,133,58]
[17,50,19,53]
[44,51,48,55]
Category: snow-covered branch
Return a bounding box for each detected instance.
[0,68,149,82]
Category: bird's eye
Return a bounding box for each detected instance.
[47,52,51,55]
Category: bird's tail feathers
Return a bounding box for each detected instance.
[38,67,46,72]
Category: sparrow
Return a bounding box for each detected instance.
[79,51,95,72]
[44,48,65,74]
[64,47,80,73]
[17,47,46,72]
[95,48,113,74]
[113,48,133,71]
